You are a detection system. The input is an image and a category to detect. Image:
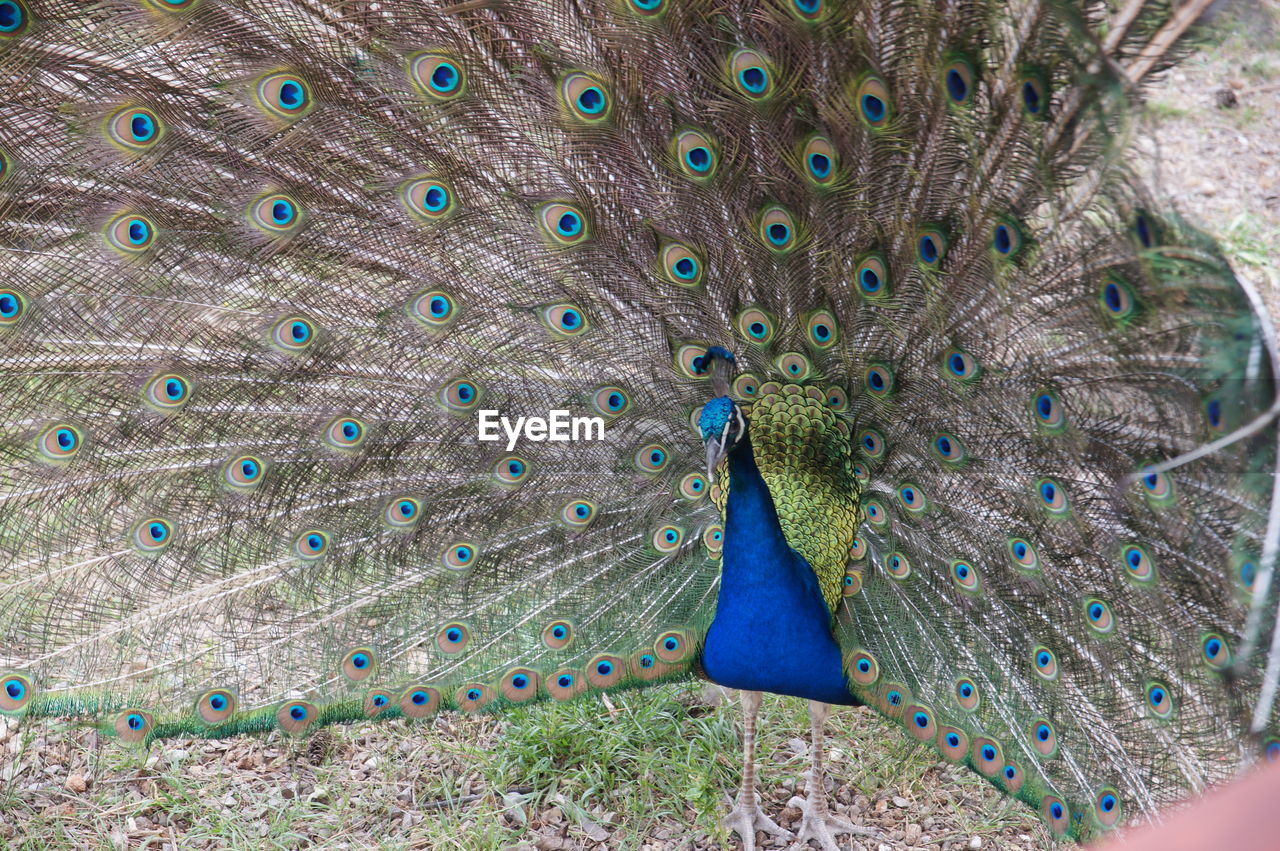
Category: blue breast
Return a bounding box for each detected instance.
[701,437,857,705]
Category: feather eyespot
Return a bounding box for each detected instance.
[660,242,703,286]
[896,483,926,512]
[942,57,975,106]
[758,206,798,253]
[1205,396,1226,433]
[1036,478,1069,514]
[401,178,455,221]
[384,496,422,529]
[223,455,264,489]
[674,129,718,180]
[255,72,312,121]
[938,726,969,762]
[543,620,574,650]
[547,670,585,701]
[905,704,936,741]
[591,386,629,417]
[1100,276,1136,320]
[1032,390,1065,430]
[704,524,724,554]
[400,686,441,718]
[270,315,314,352]
[884,551,911,579]
[993,220,1023,257]
[675,343,713,379]
[132,518,173,553]
[341,648,377,682]
[559,500,596,528]
[562,72,611,122]
[1268,739,1280,762]
[294,530,329,560]
[142,0,199,11]
[364,689,394,718]
[1134,213,1156,248]
[195,688,237,725]
[538,203,589,245]
[0,1,29,38]
[858,429,885,459]
[941,348,978,381]
[437,622,471,654]
[825,385,848,411]
[1030,718,1057,756]
[972,737,1001,776]
[1032,647,1058,680]
[849,537,868,560]
[842,569,863,596]
[442,543,476,570]
[324,417,366,449]
[409,53,464,100]
[1095,788,1123,828]
[1020,71,1048,117]
[409,290,457,329]
[931,432,965,464]
[729,49,774,100]
[144,373,190,411]
[37,423,82,461]
[655,630,692,663]
[952,560,980,592]
[1240,558,1258,593]
[805,311,838,349]
[790,0,824,21]
[652,525,683,553]
[0,288,25,325]
[856,254,889,297]
[1042,797,1070,835]
[0,673,33,713]
[107,106,163,152]
[1145,681,1174,719]
[1202,633,1230,670]
[440,379,481,411]
[250,193,302,234]
[634,443,669,473]
[1138,466,1175,506]
[114,710,154,743]
[1122,544,1155,582]
[502,668,541,703]
[801,136,837,185]
[540,302,588,335]
[916,226,947,267]
[587,654,626,688]
[855,75,892,128]
[776,351,812,380]
[1008,537,1040,571]
[864,364,893,397]
[626,0,665,16]
[1084,598,1115,634]
[1002,762,1024,793]
[494,455,529,486]
[456,684,496,712]
[849,651,879,685]
[955,678,980,711]
[678,473,708,501]
[105,213,156,254]
[736,308,774,344]
[852,463,869,482]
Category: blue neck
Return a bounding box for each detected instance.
[701,436,856,705]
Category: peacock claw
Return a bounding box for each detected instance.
[724,797,794,851]
[788,795,878,850]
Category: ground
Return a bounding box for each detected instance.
[2,6,1279,851]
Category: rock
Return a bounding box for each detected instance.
[1215,87,1239,109]
[968,836,983,849]
[892,796,910,809]
[64,774,88,793]
[904,823,922,844]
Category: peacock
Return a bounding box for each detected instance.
[0,0,1277,846]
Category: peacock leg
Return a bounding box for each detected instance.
[792,700,876,850]
[723,689,794,850]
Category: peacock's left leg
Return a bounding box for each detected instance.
[792,700,876,850]
[723,689,793,851]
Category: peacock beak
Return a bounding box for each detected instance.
[704,419,733,484]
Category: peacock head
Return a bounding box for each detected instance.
[695,347,744,482]
[699,395,746,482]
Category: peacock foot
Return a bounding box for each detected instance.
[724,796,794,851]
[787,795,878,851]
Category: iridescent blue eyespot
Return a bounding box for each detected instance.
[0,1,28,36]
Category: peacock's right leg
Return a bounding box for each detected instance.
[723,689,794,850]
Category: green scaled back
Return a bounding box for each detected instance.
[0,0,1276,842]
